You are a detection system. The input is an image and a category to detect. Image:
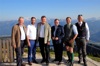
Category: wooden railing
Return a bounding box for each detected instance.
[0,36,100,63]
[0,36,14,63]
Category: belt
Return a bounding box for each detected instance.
[29,39,36,41]
[21,40,25,41]
[39,37,44,39]
[21,40,25,42]
[77,37,85,39]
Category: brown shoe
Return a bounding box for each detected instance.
[21,63,26,66]
[58,62,61,65]
[28,62,32,65]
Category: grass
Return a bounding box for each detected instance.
[24,47,78,57]
[88,54,100,62]
[24,47,100,62]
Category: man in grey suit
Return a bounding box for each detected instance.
[37,16,51,65]
[75,15,90,66]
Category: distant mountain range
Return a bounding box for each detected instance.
[0,17,100,42]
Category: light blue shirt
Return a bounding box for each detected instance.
[72,25,78,35]
[40,24,45,38]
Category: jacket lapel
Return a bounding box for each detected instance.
[44,23,47,37]
[17,24,27,39]
[38,23,41,36]
[55,25,60,36]
[17,24,21,38]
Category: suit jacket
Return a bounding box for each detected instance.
[51,25,64,44]
[11,24,28,48]
[37,22,51,44]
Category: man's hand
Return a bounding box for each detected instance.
[63,42,65,44]
[13,44,16,49]
[28,42,31,47]
[69,39,74,44]
[55,37,59,40]
[47,41,50,45]
[52,37,55,40]
[86,40,89,42]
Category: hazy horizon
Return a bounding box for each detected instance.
[0,0,100,21]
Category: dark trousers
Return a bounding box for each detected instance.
[28,40,36,62]
[15,40,25,66]
[39,37,50,63]
[76,38,87,63]
[53,41,63,62]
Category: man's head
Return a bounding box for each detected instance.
[31,17,36,24]
[66,17,71,24]
[41,16,46,24]
[78,14,83,22]
[54,19,59,26]
[18,17,24,25]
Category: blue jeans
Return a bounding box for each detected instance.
[28,40,36,62]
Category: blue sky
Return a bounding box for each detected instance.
[0,0,100,21]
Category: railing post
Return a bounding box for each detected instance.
[0,37,14,63]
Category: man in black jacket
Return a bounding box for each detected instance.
[51,19,64,65]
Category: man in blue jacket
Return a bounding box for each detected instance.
[51,19,64,65]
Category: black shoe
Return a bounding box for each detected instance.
[84,63,87,66]
[66,60,70,63]
[58,62,61,65]
[33,60,38,64]
[41,59,46,63]
[52,59,57,62]
[46,62,49,66]
[70,62,74,66]
[78,60,81,64]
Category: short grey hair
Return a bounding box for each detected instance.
[18,17,24,21]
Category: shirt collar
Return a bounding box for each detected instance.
[67,23,71,26]
[31,24,35,26]
[19,25,23,27]
[78,22,83,24]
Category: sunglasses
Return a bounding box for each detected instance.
[78,14,83,17]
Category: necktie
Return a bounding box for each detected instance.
[54,26,57,37]
[67,24,70,29]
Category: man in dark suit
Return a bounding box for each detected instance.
[51,19,64,65]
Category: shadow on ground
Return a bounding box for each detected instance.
[0,57,85,66]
